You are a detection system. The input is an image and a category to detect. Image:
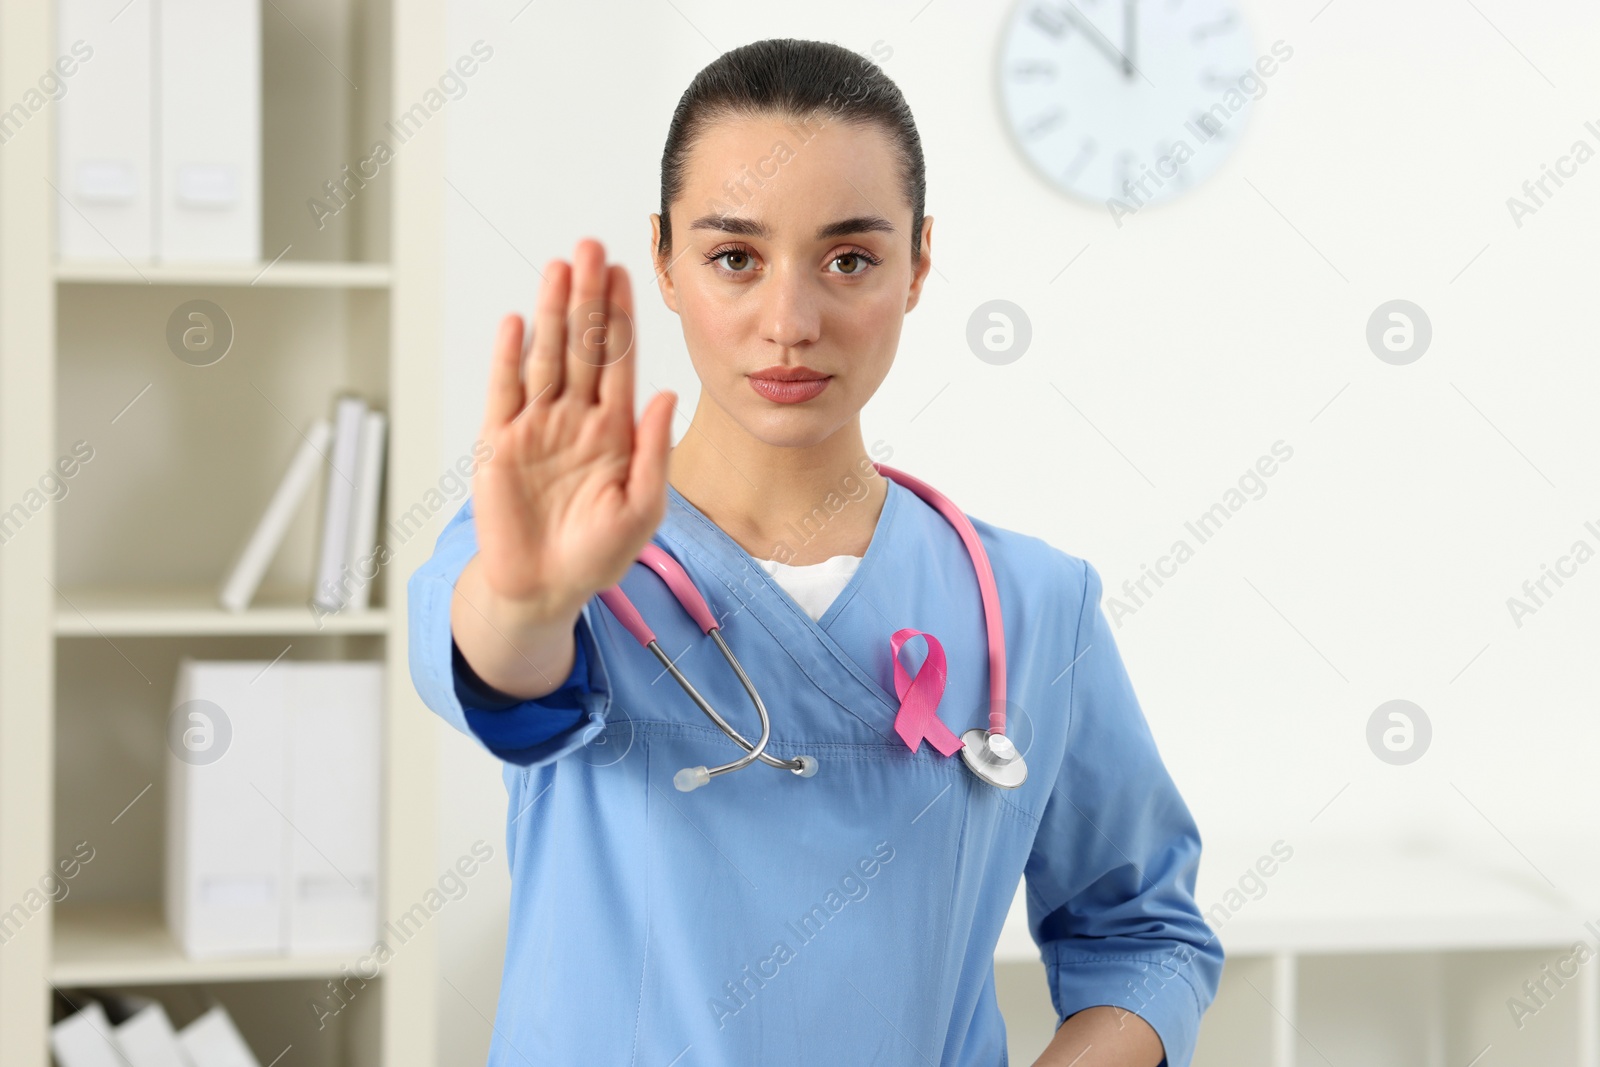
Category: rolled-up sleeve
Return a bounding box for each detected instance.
[1024,557,1223,1067]
[406,497,614,767]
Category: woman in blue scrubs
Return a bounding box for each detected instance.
[410,37,1221,1067]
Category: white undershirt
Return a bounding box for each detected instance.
[755,554,862,622]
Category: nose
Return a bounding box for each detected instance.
[758,260,823,350]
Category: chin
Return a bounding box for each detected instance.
[739,405,852,450]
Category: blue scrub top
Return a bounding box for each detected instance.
[409,477,1222,1066]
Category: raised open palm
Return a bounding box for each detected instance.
[471,239,676,621]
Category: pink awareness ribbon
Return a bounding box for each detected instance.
[889,628,964,757]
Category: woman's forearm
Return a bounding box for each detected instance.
[1030,1006,1164,1067]
[450,553,584,700]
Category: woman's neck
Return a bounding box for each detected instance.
[665,408,887,566]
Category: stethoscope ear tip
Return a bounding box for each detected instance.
[674,756,819,790]
[673,765,712,792]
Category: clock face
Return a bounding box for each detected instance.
[999,0,1259,209]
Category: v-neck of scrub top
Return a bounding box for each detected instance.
[660,478,910,728]
[754,552,863,623]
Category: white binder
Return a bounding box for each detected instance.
[49,1002,123,1067]
[158,0,261,261]
[177,1005,262,1067]
[110,1002,187,1067]
[165,660,287,956]
[166,660,380,958]
[284,662,382,954]
[56,0,154,261]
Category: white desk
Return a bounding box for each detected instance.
[995,835,1600,1066]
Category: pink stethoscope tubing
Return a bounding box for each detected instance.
[598,549,800,791]
[596,462,1011,791]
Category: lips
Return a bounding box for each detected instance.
[749,365,828,382]
[748,367,831,404]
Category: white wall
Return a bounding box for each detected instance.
[428,1,1600,1060]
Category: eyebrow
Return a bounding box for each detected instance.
[685,213,898,242]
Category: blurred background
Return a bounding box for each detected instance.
[2,0,1598,1065]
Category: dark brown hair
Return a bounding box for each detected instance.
[657,38,925,268]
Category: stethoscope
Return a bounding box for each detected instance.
[597,463,1027,792]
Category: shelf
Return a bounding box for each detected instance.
[54,587,387,637]
[55,260,391,288]
[52,900,354,986]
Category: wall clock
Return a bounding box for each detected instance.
[998,0,1268,213]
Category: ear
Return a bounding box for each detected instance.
[904,215,934,315]
[649,212,680,314]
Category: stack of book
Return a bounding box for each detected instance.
[218,393,387,615]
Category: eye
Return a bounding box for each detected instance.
[703,243,757,275]
[828,247,883,276]
[700,243,885,278]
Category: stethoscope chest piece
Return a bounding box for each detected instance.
[958,728,1027,789]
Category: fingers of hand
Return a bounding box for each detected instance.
[523,259,571,411]
[484,313,526,429]
[596,264,636,412]
[626,389,676,519]
[564,240,609,405]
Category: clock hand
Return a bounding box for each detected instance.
[1122,0,1137,80]
[1058,1,1132,77]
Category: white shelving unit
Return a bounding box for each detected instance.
[0,1,445,1064]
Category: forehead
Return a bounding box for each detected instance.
[675,113,909,239]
